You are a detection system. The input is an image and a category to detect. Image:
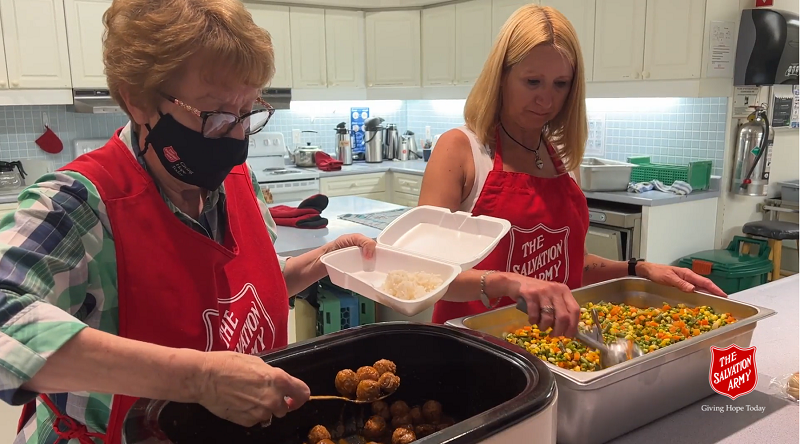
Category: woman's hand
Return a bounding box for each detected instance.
[326,233,377,259]
[194,351,311,427]
[638,262,727,298]
[499,273,581,337]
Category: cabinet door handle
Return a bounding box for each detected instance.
[633,72,640,79]
[0,81,6,88]
[11,80,19,87]
[643,71,650,79]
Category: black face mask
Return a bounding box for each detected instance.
[142,112,249,190]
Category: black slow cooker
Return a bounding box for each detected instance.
[122,322,556,444]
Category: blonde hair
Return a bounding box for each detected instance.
[103,0,275,116]
[464,5,587,172]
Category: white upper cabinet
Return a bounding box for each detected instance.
[325,10,365,88]
[365,11,421,87]
[422,5,456,86]
[455,0,492,85]
[642,0,705,80]
[541,0,596,82]
[491,0,534,38]
[0,0,72,88]
[64,0,111,89]
[290,8,327,88]
[0,15,8,89]
[592,0,646,81]
[248,4,293,88]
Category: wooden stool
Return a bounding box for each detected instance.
[742,220,799,281]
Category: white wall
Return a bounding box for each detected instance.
[716,1,799,272]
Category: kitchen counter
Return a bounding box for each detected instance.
[270,196,404,257]
[610,275,799,444]
[301,161,720,207]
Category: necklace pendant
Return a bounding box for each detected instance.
[536,159,544,169]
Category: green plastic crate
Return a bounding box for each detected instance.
[356,293,376,325]
[677,236,773,294]
[627,156,713,190]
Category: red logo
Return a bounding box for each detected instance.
[201,283,276,355]
[163,146,180,163]
[709,344,758,400]
[506,223,570,283]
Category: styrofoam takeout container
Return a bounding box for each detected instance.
[321,205,512,316]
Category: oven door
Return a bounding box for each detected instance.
[260,178,320,204]
[586,224,626,262]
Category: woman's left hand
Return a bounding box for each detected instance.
[326,233,377,259]
[638,262,727,298]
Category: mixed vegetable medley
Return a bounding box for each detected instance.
[503,301,738,372]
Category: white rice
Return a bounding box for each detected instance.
[380,270,444,300]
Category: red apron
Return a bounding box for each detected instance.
[18,129,288,444]
[431,130,589,324]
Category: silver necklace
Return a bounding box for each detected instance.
[500,123,544,169]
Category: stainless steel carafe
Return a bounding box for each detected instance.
[334,122,353,165]
[363,117,385,163]
[383,124,400,160]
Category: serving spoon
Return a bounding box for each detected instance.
[515,299,644,369]
[309,393,392,404]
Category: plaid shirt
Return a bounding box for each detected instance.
[1,123,286,444]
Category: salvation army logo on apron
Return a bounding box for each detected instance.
[506,223,570,284]
[202,283,277,354]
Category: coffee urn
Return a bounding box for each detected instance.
[363,117,385,163]
[334,122,353,165]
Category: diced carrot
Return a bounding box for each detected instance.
[663,304,671,310]
[700,319,709,325]
[573,352,580,361]
[672,314,680,320]
[669,326,677,333]
[610,307,620,316]
[693,329,701,336]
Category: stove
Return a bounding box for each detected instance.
[246,132,320,203]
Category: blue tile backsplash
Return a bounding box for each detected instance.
[0,97,727,176]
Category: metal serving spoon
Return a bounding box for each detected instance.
[515,299,643,369]
[308,393,392,404]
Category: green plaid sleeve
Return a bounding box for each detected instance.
[248,167,288,271]
[0,172,114,405]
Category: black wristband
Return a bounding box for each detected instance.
[628,258,644,276]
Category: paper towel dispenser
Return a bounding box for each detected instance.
[734,8,799,86]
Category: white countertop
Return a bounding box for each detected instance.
[609,275,799,444]
[270,196,404,257]
[299,161,720,207]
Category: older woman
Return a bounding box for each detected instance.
[0,1,375,443]
[425,5,725,334]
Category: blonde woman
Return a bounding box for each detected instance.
[0,1,376,442]
[425,5,725,332]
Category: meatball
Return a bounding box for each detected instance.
[422,400,443,424]
[372,400,391,420]
[374,359,397,376]
[390,400,410,418]
[409,406,423,425]
[391,413,413,429]
[335,369,359,398]
[392,427,417,444]
[415,424,436,438]
[378,372,400,394]
[357,366,380,382]
[318,440,335,444]
[308,425,332,444]
[356,380,382,402]
[362,415,388,441]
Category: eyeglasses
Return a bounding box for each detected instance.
[160,93,275,139]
